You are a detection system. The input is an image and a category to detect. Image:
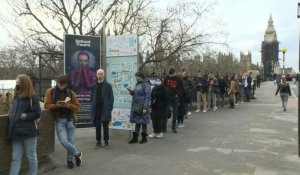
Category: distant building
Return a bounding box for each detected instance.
[261,15,279,80]
[240,52,252,74]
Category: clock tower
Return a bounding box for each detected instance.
[261,15,279,80]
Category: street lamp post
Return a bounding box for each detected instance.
[297,2,300,157]
[281,48,287,74]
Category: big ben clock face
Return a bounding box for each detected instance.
[265,35,273,42]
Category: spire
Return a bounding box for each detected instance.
[266,14,275,33]
[264,14,277,42]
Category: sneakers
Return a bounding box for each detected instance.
[155,132,164,138]
[213,107,217,112]
[172,129,177,133]
[75,152,82,166]
[203,110,207,113]
[187,112,192,115]
[195,109,200,113]
[178,124,185,128]
[148,133,156,138]
[67,159,74,169]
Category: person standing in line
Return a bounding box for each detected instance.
[128,72,151,144]
[90,69,114,148]
[207,73,218,111]
[227,75,237,108]
[182,72,195,116]
[256,75,261,88]
[163,67,184,133]
[275,77,291,112]
[149,77,169,138]
[237,75,245,103]
[195,74,208,112]
[44,75,82,169]
[217,75,227,108]
[8,74,41,175]
[244,72,253,102]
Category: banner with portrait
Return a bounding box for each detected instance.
[64,34,100,127]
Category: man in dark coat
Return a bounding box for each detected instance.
[164,67,184,133]
[90,69,114,148]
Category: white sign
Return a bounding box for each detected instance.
[107,34,138,57]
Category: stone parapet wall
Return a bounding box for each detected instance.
[0,109,55,174]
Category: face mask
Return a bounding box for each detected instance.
[15,85,20,91]
[156,81,161,85]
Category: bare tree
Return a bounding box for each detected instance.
[2,0,226,73]
[133,1,227,70]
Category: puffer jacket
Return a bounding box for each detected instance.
[8,94,41,138]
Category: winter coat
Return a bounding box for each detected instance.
[8,94,41,138]
[275,83,291,96]
[150,84,169,120]
[130,81,151,124]
[197,78,208,93]
[44,87,80,124]
[208,78,219,94]
[90,81,114,123]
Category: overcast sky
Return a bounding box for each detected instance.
[0,0,299,72]
[214,0,299,72]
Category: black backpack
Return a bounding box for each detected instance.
[280,84,289,93]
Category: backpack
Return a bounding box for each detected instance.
[280,84,289,93]
[29,98,41,135]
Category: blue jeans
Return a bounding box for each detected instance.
[169,96,179,130]
[56,118,80,160]
[9,137,37,175]
[280,93,289,108]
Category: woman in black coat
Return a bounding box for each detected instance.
[149,78,169,138]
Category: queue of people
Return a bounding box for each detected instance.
[7,67,288,174]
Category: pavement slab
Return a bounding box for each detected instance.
[43,81,299,175]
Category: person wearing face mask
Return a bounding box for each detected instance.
[90,69,114,148]
[148,77,169,138]
[44,75,82,169]
[8,74,41,175]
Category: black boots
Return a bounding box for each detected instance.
[128,132,139,144]
[139,132,148,144]
[129,132,148,144]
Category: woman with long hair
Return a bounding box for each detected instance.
[8,74,41,175]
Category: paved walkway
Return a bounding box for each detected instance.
[44,81,299,175]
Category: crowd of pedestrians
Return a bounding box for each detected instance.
[9,67,292,174]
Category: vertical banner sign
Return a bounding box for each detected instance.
[106,34,138,130]
[64,34,100,126]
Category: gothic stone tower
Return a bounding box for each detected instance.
[240,52,252,74]
[261,15,279,79]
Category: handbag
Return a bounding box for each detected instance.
[131,106,143,115]
[14,121,37,137]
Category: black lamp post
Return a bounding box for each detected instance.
[297,2,300,157]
